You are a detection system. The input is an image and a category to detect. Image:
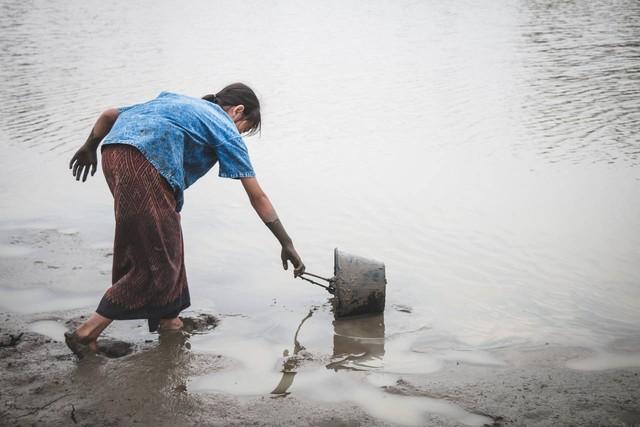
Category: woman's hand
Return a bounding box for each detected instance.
[281,243,305,277]
[69,108,120,182]
[240,177,306,277]
[69,145,98,182]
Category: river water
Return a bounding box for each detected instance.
[1,0,639,425]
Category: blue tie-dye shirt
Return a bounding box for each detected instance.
[101,91,255,212]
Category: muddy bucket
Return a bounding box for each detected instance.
[299,248,387,317]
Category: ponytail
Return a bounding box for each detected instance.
[203,83,261,135]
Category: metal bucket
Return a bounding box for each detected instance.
[299,248,387,318]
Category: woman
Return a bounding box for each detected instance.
[65,83,305,358]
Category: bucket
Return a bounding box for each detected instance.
[299,248,387,317]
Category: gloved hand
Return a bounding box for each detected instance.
[264,217,305,278]
[281,243,305,277]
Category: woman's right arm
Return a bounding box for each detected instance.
[241,177,306,277]
[69,108,120,182]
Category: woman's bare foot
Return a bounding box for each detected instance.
[158,317,183,332]
[64,331,98,359]
[65,312,113,359]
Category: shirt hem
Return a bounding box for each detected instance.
[218,172,256,179]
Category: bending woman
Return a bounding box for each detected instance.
[65,83,304,357]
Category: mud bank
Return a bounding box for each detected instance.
[0,314,386,427]
[1,313,639,426]
[1,228,640,426]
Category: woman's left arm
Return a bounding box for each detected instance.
[69,108,120,182]
[241,177,306,277]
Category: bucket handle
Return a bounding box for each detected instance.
[298,272,336,294]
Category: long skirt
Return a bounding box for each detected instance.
[96,144,190,332]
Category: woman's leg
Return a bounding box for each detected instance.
[100,145,190,333]
[158,317,183,331]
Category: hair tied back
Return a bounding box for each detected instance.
[202,94,217,104]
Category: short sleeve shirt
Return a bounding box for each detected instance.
[101,91,255,212]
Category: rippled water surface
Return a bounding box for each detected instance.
[1,0,639,424]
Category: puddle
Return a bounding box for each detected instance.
[436,349,507,366]
[57,228,79,235]
[0,244,33,257]
[566,351,640,371]
[0,287,97,313]
[189,307,494,426]
[29,319,67,342]
[88,241,112,250]
[192,362,490,426]
[293,369,493,426]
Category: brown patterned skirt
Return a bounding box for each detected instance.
[97,144,190,332]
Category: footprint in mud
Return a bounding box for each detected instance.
[180,313,218,334]
[392,304,412,314]
[96,339,134,358]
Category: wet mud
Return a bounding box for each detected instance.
[180,313,218,334]
[2,311,640,426]
[95,339,133,358]
[0,315,384,427]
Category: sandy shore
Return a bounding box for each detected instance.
[1,228,639,426]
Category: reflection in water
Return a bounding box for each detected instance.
[272,309,386,394]
[75,331,190,386]
[72,331,193,422]
[270,371,296,396]
[271,307,317,395]
[188,306,494,425]
[328,313,385,371]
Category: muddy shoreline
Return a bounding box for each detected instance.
[1,228,640,426]
[1,314,639,426]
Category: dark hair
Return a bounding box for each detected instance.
[203,83,261,136]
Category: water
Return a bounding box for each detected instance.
[28,319,67,342]
[1,0,639,424]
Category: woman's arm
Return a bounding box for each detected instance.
[241,177,305,277]
[69,108,120,182]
